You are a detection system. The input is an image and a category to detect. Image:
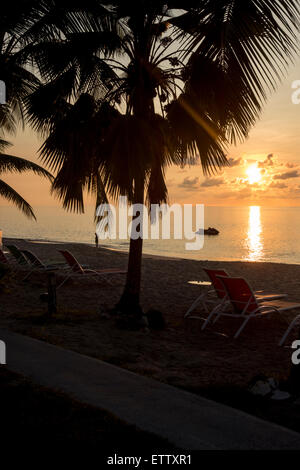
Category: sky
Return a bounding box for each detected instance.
[3,55,300,209]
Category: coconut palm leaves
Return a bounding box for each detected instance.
[172,1,300,144]
[22,1,300,307]
[37,94,115,212]
[28,1,300,194]
[0,180,36,220]
[0,147,53,219]
[0,2,58,218]
[36,92,175,213]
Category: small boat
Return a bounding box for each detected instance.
[196,227,219,236]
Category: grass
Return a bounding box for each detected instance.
[0,367,177,450]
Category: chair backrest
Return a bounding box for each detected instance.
[59,250,83,273]
[21,250,44,269]
[216,276,259,314]
[0,249,9,264]
[203,268,229,298]
[6,245,28,265]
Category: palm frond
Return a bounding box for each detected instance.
[0,139,12,152]
[167,93,228,175]
[173,1,300,142]
[0,154,53,180]
[39,94,119,212]
[146,164,168,207]
[0,179,36,220]
[0,104,16,134]
[25,69,75,135]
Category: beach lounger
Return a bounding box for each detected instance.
[57,250,126,288]
[201,275,300,339]
[21,250,67,280]
[185,268,287,319]
[6,245,29,266]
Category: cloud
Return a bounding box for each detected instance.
[286,162,297,169]
[236,188,253,198]
[200,177,225,188]
[227,157,242,167]
[217,187,252,199]
[258,153,274,168]
[269,181,288,189]
[273,170,300,180]
[179,176,199,189]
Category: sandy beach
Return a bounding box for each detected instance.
[1,236,300,398]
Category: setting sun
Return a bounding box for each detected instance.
[246,165,262,184]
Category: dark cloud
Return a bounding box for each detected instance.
[273,170,300,180]
[227,157,242,167]
[269,181,288,189]
[200,177,225,188]
[258,153,274,168]
[179,176,199,189]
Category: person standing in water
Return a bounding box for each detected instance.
[95,233,99,248]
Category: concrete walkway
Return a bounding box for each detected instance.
[1,328,300,450]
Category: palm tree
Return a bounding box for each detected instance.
[0,1,53,219]
[26,1,299,313]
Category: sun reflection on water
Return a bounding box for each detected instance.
[245,206,263,261]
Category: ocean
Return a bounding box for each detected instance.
[1,205,300,264]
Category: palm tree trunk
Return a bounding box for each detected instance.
[117,178,144,315]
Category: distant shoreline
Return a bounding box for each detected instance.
[3,235,300,267]
[2,205,300,265]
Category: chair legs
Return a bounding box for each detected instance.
[201,304,223,330]
[56,269,75,289]
[22,268,35,281]
[184,292,207,318]
[201,311,216,330]
[199,303,300,344]
[234,316,252,339]
[56,271,114,289]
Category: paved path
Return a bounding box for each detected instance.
[1,328,300,450]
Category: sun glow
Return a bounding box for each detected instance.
[246,164,262,184]
[245,206,263,261]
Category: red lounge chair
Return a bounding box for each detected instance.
[57,250,126,288]
[185,268,287,319]
[200,275,300,339]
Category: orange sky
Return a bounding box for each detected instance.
[3,56,300,209]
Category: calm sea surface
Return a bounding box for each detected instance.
[1,205,300,264]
